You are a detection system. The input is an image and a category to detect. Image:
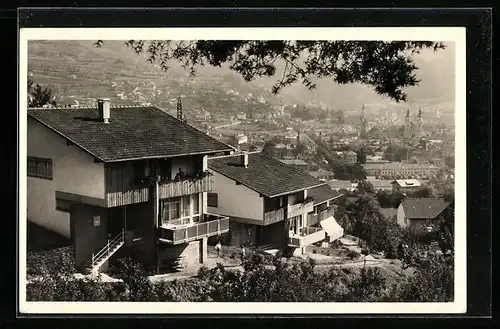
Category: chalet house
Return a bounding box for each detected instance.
[392,179,422,193]
[27,99,233,273]
[207,152,344,255]
[397,198,451,233]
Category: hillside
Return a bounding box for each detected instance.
[28,40,283,116]
[27,40,455,115]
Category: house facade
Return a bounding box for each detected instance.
[396,198,451,233]
[27,99,233,273]
[207,152,344,256]
[362,162,439,179]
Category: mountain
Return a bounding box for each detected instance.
[27,40,455,114]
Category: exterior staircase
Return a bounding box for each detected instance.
[90,230,125,274]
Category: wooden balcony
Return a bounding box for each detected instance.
[288,226,326,248]
[307,206,336,227]
[263,207,286,226]
[158,173,214,199]
[158,213,229,245]
[287,201,314,219]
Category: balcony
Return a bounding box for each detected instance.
[287,200,314,218]
[158,172,214,199]
[158,213,229,245]
[263,207,286,226]
[288,226,326,248]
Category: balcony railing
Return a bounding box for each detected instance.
[263,207,286,226]
[288,226,326,248]
[287,200,314,218]
[158,213,229,245]
[158,173,214,199]
[307,206,336,226]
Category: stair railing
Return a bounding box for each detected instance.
[91,229,125,269]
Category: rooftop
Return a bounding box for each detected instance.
[401,198,451,219]
[307,184,342,205]
[327,180,353,190]
[208,152,325,198]
[367,179,394,188]
[362,162,439,170]
[393,179,422,187]
[279,159,308,166]
[28,105,232,162]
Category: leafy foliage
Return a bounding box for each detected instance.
[97,40,445,102]
[28,79,57,107]
[27,249,453,302]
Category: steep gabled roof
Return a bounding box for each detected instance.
[307,184,342,206]
[208,152,325,198]
[401,198,451,219]
[28,105,233,162]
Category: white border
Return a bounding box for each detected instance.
[19,27,466,314]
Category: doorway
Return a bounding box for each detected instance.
[108,206,125,237]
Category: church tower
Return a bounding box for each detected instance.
[360,105,367,138]
[416,108,423,137]
[403,108,412,139]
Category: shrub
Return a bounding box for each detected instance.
[27,246,76,276]
[347,250,359,259]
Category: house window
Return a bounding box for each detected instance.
[55,198,73,212]
[289,215,302,235]
[27,157,53,180]
[192,194,200,222]
[208,193,218,207]
[161,197,181,226]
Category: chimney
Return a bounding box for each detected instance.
[98,98,111,123]
[240,152,249,168]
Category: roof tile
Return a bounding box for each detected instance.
[28,106,232,162]
[208,153,325,198]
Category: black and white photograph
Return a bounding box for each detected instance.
[19,26,466,314]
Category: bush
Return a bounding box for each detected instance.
[27,246,76,276]
[347,250,359,260]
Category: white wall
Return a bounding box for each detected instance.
[207,170,264,221]
[27,117,105,238]
[396,204,407,228]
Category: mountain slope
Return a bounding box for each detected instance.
[27,40,455,113]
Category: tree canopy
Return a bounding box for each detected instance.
[95,40,445,102]
[28,79,57,107]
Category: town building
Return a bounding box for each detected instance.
[403,108,424,140]
[27,99,233,273]
[207,152,344,256]
[309,169,334,181]
[343,150,358,164]
[362,162,439,179]
[397,198,451,233]
[279,159,310,172]
[392,179,423,193]
[327,179,356,192]
[366,179,393,192]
